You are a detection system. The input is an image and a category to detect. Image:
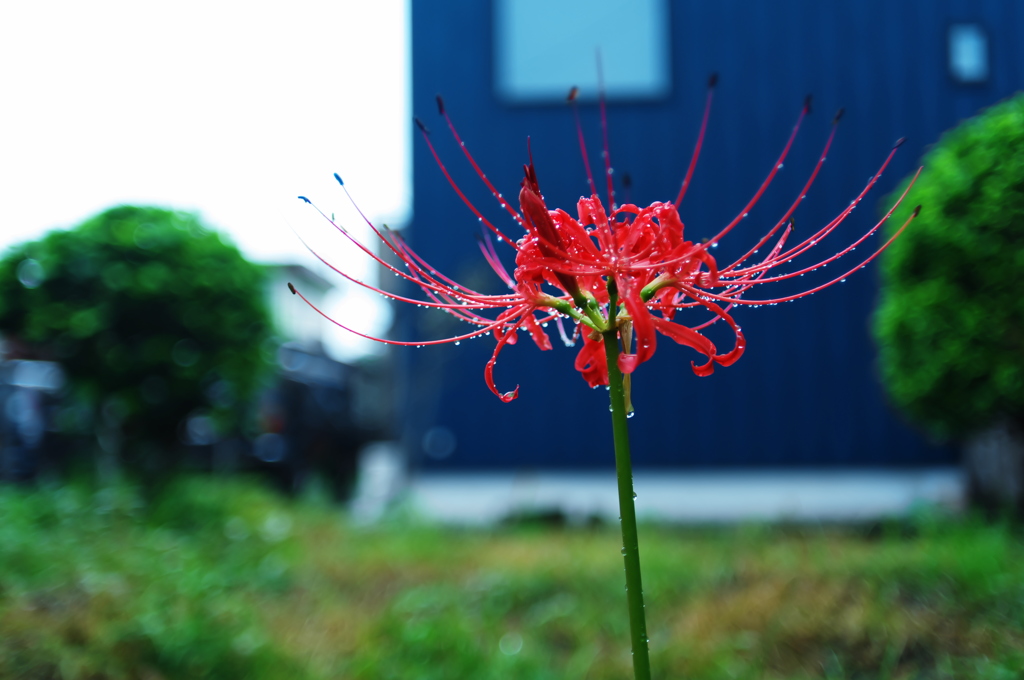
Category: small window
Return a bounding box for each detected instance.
[494,0,671,103]
[948,23,989,85]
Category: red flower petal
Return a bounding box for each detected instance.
[574,333,609,388]
[651,316,717,377]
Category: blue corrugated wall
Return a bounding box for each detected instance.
[398,0,1017,470]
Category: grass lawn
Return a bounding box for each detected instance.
[1,475,1022,679]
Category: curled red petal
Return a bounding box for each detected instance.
[523,311,553,351]
[691,358,716,377]
[617,282,657,375]
[574,333,608,387]
[650,316,717,376]
[485,318,526,402]
[703,300,745,367]
[496,324,519,346]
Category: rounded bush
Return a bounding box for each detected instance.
[0,205,274,472]
[874,95,1024,440]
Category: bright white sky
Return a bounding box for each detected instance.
[0,0,409,360]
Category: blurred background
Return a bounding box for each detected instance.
[0,0,409,499]
[2,1,1024,678]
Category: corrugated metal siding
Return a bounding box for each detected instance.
[400,0,1015,469]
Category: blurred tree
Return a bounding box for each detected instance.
[875,95,1024,441]
[0,205,274,477]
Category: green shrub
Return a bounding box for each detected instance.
[0,479,311,680]
[0,205,274,473]
[875,95,1024,440]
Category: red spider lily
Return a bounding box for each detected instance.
[294,76,920,402]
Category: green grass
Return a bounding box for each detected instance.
[1,477,1023,679]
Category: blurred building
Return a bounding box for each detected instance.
[0,263,391,498]
[397,1,1015,478]
[265,263,337,353]
[249,264,392,498]
[0,360,65,482]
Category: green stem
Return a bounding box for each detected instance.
[603,294,651,680]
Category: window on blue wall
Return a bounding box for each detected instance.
[494,0,670,103]
[948,23,989,85]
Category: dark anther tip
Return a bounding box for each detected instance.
[333,173,344,186]
[893,137,906,149]
[912,205,922,217]
[832,108,845,124]
[297,195,311,204]
[803,95,813,114]
[436,95,445,115]
[622,172,632,189]
[708,72,719,88]
[287,282,297,295]
[415,117,430,134]
[567,86,579,102]
[788,216,796,231]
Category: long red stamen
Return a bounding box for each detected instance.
[724,169,920,288]
[684,205,921,306]
[436,95,525,231]
[722,109,840,272]
[295,234,507,313]
[341,188,509,303]
[597,54,615,209]
[726,140,909,280]
[305,180,508,308]
[712,230,792,301]
[290,284,530,344]
[386,227,519,303]
[415,118,517,248]
[697,96,811,252]
[568,86,598,198]
[674,73,717,208]
[300,194,521,311]
[477,233,515,288]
